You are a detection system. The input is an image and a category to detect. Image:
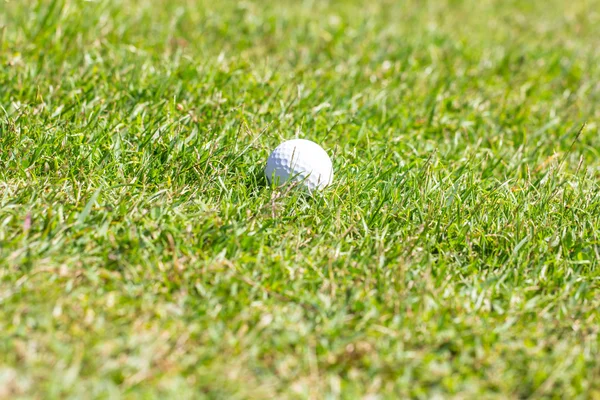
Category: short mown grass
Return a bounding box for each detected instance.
[1,0,600,398]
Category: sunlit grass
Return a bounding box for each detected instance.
[1,0,600,397]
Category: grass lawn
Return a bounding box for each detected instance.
[1,0,600,397]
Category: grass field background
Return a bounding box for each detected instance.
[1,0,600,398]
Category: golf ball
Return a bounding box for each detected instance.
[265,139,334,191]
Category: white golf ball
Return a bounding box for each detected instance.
[265,139,334,191]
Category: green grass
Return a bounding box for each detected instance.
[1,0,600,398]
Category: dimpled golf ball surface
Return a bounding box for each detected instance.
[265,139,333,191]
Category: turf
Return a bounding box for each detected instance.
[1,0,600,398]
